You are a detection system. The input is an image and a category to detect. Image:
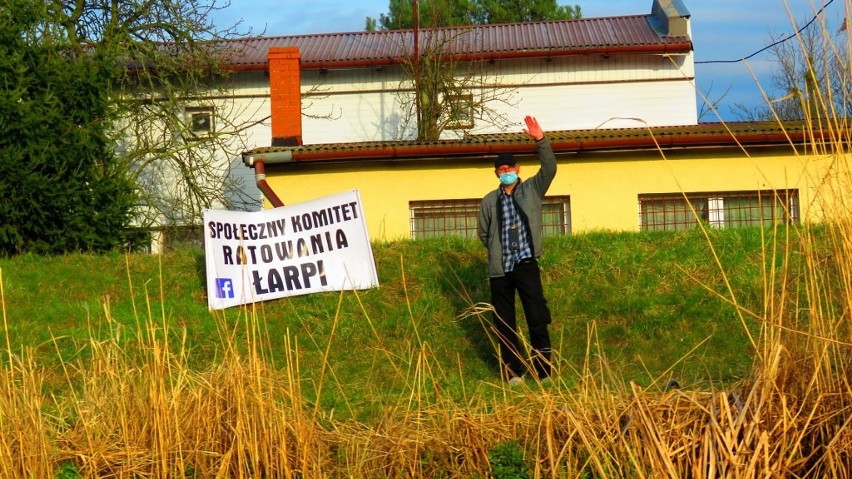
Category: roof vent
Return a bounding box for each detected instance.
[650,0,691,37]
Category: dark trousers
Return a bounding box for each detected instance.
[489,260,552,379]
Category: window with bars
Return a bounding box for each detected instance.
[638,190,799,231]
[444,92,474,130]
[184,106,215,140]
[410,196,571,239]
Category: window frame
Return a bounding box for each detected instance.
[638,189,800,231]
[409,196,572,240]
[443,92,474,130]
[184,105,216,140]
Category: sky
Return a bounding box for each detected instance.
[211,0,847,121]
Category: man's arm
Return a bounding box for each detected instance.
[523,116,556,194]
[477,198,491,248]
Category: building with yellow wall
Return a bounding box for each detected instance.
[230,1,843,241]
[244,121,839,240]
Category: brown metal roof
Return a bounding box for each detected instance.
[243,121,836,166]
[222,15,691,71]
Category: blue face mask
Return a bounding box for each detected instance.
[499,172,518,186]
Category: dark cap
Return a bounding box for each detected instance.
[494,153,517,169]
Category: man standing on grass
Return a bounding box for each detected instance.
[478,115,556,385]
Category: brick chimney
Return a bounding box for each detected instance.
[268,47,302,146]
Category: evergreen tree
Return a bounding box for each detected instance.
[0,1,137,255]
[474,0,581,24]
[0,0,248,255]
[367,0,580,30]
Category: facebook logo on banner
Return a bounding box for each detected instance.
[215,278,235,298]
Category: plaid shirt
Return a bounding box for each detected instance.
[499,188,533,272]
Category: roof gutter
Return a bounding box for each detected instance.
[266,131,805,164]
[550,132,802,152]
[224,42,693,72]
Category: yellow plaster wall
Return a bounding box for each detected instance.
[263,148,834,239]
[558,149,828,231]
[265,162,497,241]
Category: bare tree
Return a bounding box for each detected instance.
[56,0,265,235]
[395,25,520,140]
[373,0,580,140]
[116,79,265,230]
[734,14,850,122]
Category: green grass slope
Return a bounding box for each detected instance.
[0,227,802,420]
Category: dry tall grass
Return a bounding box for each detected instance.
[2,247,850,478]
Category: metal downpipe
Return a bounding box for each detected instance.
[252,160,285,208]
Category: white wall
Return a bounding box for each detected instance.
[289,52,697,144]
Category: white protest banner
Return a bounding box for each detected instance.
[203,189,379,310]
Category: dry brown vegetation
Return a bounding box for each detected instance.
[1,251,850,478]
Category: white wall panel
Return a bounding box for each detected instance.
[225,50,698,147]
[289,52,698,143]
[297,79,697,143]
[223,71,271,95]
[483,80,698,132]
[489,54,693,86]
[302,91,416,143]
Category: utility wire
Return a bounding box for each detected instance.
[695,0,836,64]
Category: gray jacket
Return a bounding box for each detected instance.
[478,139,557,277]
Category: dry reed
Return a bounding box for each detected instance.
[2,210,851,478]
